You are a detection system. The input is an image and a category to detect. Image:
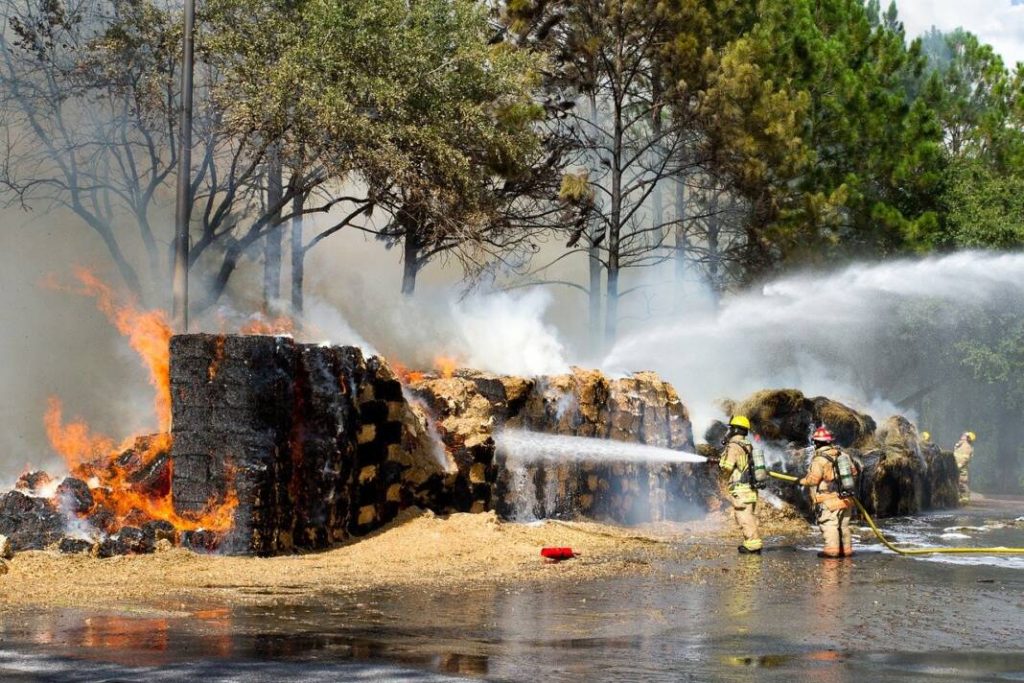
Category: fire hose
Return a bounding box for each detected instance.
[766,470,1024,556]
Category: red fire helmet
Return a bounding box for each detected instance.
[812,427,834,443]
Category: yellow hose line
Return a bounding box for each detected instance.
[767,470,1024,556]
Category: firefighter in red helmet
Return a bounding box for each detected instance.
[798,426,859,558]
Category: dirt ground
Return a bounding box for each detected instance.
[0,506,807,611]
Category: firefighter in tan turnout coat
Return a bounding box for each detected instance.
[799,427,859,558]
[953,431,976,503]
[716,415,763,555]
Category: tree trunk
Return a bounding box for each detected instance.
[401,227,420,297]
[650,73,664,247]
[587,94,602,355]
[604,93,623,348]
[673,177,687,315]
[290,192,304,315]
[707,190,721,311]
[262,147,283,309]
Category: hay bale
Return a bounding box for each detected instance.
[735,389,814,442]
[811,397,876,448]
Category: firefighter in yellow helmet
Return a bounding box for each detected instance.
[798,426,858,558]
[715,415,763,554]
[954,431,976,503]
[920,431,931,444]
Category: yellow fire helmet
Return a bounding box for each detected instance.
[729,415,751,430]
[921,431,931,442]
[966,431,977,442]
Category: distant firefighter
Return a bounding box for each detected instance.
[953,431,976,503]
[798,426,859,559]
[712,415,764,555]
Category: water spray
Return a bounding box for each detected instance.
[495,430,707,465]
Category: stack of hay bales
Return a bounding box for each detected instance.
[411,367,710,524]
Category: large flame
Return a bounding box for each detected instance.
[57,268,172,431]
[42,270,237,535]
[44,397,116,471]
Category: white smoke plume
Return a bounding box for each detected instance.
[603,251,1024,433]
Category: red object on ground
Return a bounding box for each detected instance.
[541,547,575,561]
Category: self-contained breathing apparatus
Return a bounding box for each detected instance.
[817,447,857,497]
[724,437,768,490]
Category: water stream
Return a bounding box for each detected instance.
[494,430,706,465]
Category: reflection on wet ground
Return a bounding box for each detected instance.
[1,498,1022,682]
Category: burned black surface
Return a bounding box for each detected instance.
[0,491,63,551]
[169,334,449,556]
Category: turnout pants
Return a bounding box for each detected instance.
[730,493,762,551]
[957,465,971,503]
[817,504,853,557]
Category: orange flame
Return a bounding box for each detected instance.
[434,356,459,378]
[240,314,296,336]
[42,270,238,537]
[44,398,115,471]
[391,361,425,384]
[55,267,173,431]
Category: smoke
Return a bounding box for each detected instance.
[603,251,1024,434]
[299,250,570,376]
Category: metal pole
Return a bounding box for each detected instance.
[172,0,195,333]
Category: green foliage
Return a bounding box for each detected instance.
[209,0,546,276]
[734,0,945,261]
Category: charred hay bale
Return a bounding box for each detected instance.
[58,537,94,555]
[126,450,172,499]
[704,421,729,447]
[857,448,926,518]
[0,490,64,551]
[876,415,919,451]
[86,507,117,535]
[871,416,928,512]
[55,477,93,515]
[95,527,154,557]
[731,390,875,449]
[735,390,815,443]
[180,529,220,553]
[142,520,176,545]
[811,397,876,448]
[15,471,54,494]
[924,446,959,509]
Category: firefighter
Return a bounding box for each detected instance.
[954,431,976,503]
[920,431,931,444]
[715,415,763,555]
[798,426,858,559]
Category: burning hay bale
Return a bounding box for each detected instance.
[55,478,93,514]
[0,490,64,551]
[170,334,450,556]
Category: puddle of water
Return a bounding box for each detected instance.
[0,499,1021,682]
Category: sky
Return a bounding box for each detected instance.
[896,0,1024,66]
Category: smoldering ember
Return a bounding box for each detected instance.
[0,333,961,557]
